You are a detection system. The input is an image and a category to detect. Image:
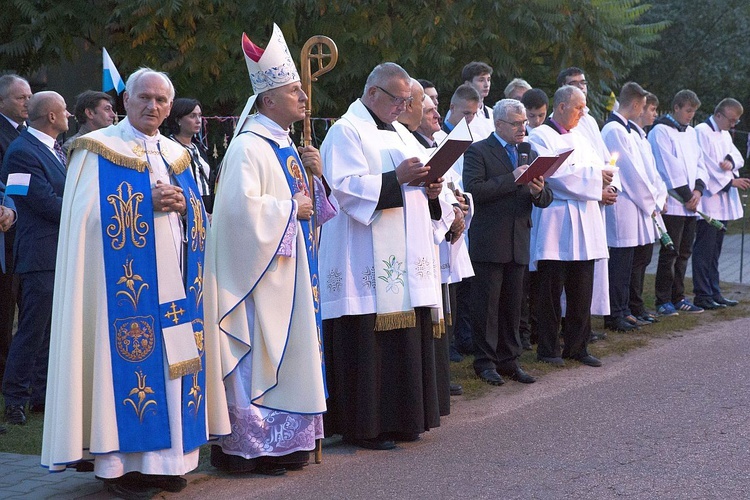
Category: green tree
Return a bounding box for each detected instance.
[1,0,665,121]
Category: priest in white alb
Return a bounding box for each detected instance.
[319,62,444,451]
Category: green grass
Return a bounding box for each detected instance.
[1,274,748,456]
[452,274,750,398]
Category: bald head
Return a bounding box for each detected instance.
[28,91,69,135]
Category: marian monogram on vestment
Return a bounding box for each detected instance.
[189,188,206,252]
[106,181,149,250]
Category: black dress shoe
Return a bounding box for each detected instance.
[210,445,286,474]
[589,330,608,342]
[380,431,421,442]
[29,403,45,413]
[137,474,188,492]
[568,354,602,367]
[637,312,659,323]
[714,296,738,307]
[5,405,26,425]
[607,317,637,332]
[501,368,536,384]
[343,436,397,450]
[271,450,310,470]
[694,297,724,310]
[537,356,565,366]
[449,382,463,395]
[477,368,505,386]
[449,346,463,362]
[624,315,649,327]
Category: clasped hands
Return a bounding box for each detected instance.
[152,180,187,215]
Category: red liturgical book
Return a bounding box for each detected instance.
[409,118,473,187]
[514,148,574,185]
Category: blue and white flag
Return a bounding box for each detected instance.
[103,47,125,94]
[5,173,31,197]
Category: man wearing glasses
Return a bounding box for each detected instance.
[319,62,445,451]
[692,98,750,310]
[463,99,552,386]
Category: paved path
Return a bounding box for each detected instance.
[3,234,750,499]
[3,314,750,499]
[647,232,750,284]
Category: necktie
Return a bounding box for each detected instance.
[53,141,67,167]
[16,124,26,133]
[505,143,517,168]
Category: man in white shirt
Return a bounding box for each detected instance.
[692,98,750,309]
[649,89,708,315]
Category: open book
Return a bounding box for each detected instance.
[408,118,473,187]
[514,148,574,185]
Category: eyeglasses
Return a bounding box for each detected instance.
[567,80,587,88]
[719,112,740,126]
[497,118,529,129]
[376,86,414,106]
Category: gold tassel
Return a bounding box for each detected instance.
[445,312,452,327]
[432,319,445,338]
[70,138,192,175]
[168,357,202,379]
[374,310,416,331]
[170,150,192,175]
[70,137,149,172]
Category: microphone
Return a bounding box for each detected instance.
[517,142,531,166]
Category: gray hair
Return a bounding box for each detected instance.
[125,67,175,101]
[503,78,531,99]
[553,85,584,107]
[0,74,29,99]
[493,99,525,122]
[363,62,410,94]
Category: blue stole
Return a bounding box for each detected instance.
[98,153,208,453]
[264,139,328,398]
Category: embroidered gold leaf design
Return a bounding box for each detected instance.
[187,372,202,416]
[106,181,149,250]
[189,262,204,309]
[115,318,155,362]
[123,369,158,422]
[116,258,149,309]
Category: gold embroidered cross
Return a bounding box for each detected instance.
[165,302,185,324]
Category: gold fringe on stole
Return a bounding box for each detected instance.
[374,310,416,332]
[168,357,202,379]
[70,138,149,172]
[170,150,192,175]
[445,312,452,327]
[432,319,445,339]
[70,137,192,175]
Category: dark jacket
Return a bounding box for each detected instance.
[463,134,553,265]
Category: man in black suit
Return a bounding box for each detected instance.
[1,91,69,425]
[463,99,553,386]
[0,74,31,387]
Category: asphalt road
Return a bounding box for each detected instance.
[175,315,750,500]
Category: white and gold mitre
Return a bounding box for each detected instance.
[243,23,300,94]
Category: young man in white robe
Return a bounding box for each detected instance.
[204,24,334,475]
[41,68,227,498]
[319,62,445,451]
[649,90,709,315]
[528,85,613,368]
[601,82,652,332]
[692,98,750,309]
[629,93,668,324]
